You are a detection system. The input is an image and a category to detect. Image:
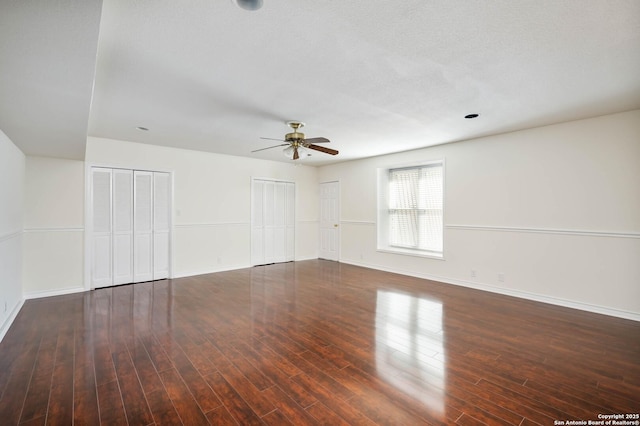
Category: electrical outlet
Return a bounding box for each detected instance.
[471,269,476,278]
[498,273,505,282]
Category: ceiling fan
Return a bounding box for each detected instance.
[252,121,338,160]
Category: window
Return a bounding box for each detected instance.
[378,161,444,258]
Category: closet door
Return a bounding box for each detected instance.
[272,182,287,263]
[251,180,265,265]
[251,179,295,266]
[263,180,276,264]
[153,172,170,280]
[91,168,113,288]
[113,169,133,285]
[134,171,154,282]
[284,182,295,261]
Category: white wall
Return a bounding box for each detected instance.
[86,137,319,280]
[23,156,85,297]
[0,129,25,339]
[319,110,640,320]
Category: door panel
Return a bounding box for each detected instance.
[92,168,112,288]
[113,169,133,285]
[153,172,170,280]
[251,180,265,265]
[134,171,153,282]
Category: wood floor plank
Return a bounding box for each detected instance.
[203,371,263,426]
[127,337,165,395]
[146,388,184,426]
[45,325,75,426]
[18,372,52,424]
[0,340,40,425]
[96,380,128,425]
[140,333,173,373]
[261,385,319,425]
[206,404,242,425]
[74,388,101,426]
[159,367,210,426]
[304,401,352,426]
[291,373,378,426]
[261,410,294,425]
[0,260,638,425]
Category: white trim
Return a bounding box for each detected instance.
[173,222,321,229]
[376,248,445,261]
[341,220,375,225]
[446,224,640,239]
[24,286,85,300]
[340,259,640,322]
[0,298,25,343]
[23,227,84,233]
[172,264,250,279]
[175,222,249,228]
[0,230,22,243]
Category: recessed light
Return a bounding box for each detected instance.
[136,126,149,131]
[464,114,479,119]
[232,0,263,11]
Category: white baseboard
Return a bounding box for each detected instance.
[172,257,318,279]
[172,264,250,279]
[0,298,25,342]
[24,286,86,300]
[340,259,640,322]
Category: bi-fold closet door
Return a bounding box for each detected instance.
[91,167,170,289]
[251,179,295,266]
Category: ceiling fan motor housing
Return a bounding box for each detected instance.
[285,131,305,142]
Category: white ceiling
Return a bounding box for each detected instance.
[2,1,640,165]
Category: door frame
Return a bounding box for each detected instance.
[84,163,175,291]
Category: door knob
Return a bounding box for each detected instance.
[334,224,339,228]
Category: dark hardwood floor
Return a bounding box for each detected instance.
[1,260,638,425]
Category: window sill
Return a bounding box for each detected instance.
[376,247,445,260]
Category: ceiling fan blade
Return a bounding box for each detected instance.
[251,143,289,153]
[260,137,285,141]
[307,144,339,155]
[293,146,299,160]
[303,137,330,144]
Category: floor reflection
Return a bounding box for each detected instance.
[375,290,445,414]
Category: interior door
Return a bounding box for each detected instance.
[319,181,340,261]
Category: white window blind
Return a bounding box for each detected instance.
[387,163,443,254]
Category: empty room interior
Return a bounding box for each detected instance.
[1,1,639,425]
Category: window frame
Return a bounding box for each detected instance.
[377,159,445,260]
